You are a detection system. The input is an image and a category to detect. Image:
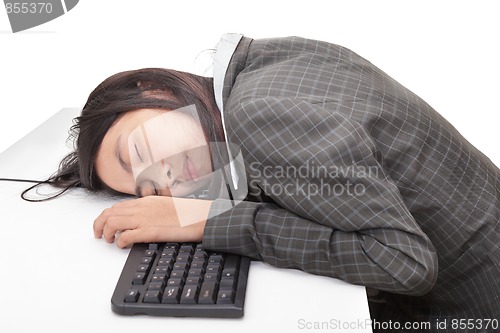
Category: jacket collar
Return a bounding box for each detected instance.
[213,33,243,114]
[212,33,252,191]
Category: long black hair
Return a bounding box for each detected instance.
[22,68,224,201]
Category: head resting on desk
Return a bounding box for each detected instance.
[28,68,224,200]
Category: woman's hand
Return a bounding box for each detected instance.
[93,196,213,248]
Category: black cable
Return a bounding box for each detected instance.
[0,177,46,184]
[0,177,70,202]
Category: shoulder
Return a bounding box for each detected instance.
[225,36,379,108]
[248,36,345,56]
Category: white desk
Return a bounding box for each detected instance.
[0,109,372,333]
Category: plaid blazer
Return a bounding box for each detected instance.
[203,36,499,330]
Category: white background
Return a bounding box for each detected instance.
[0,2,498,332]
[1,0,499,167]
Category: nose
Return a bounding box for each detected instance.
[134,158,177,194]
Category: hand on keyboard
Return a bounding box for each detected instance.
[93,196,212,247]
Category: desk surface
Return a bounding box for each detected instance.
[0,109,372,333]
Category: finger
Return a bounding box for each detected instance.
[101,215,139,243]
[93,207,113,239]
[116,227,163,249]
[93,205,137,239]
[93,197,152,239]
[116,222,204,248]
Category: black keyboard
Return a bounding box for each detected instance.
[111,242,251,318]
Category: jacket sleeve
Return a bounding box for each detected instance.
[202,97,438,296]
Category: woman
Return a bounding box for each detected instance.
[43,34,499,331]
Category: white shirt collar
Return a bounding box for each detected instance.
[213,33,243,114]
[212,33,243,190]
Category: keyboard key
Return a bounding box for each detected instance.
[167,278,184,287]
[193,251,208,261]
[185,275,202,286]
[173,261,189,272]
[140,257,153,265]
[222,255,240,279]
[208,255,224,265]
[157,257,174,267]
[219,277,236,290]
[217,288,235,304]
[143,290,162,303]
[170,269,186,279]
[162,287,181,304]
[206,263,221,275]
[188,268,203,277]
[203,272,219,281]
[148,243,160,250]
[148,281,164,290]
[180,285,199,304]
[155,266,171,275]
[198,281,217,304]
[164,243,178,249]
[178,244,194,254]
[190,260,205,269]
[151,273,167,284]
[132,272,146,285]
[137,264,151,273]
[161,249,176,258]
[124,289,140,303]
[175,254,191,262]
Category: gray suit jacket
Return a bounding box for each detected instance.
[203,36,499,328]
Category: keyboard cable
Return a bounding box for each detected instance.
[0,177,70,202]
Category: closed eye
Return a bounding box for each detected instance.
[134,143,144,163]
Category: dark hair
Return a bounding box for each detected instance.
[22,68,224,201]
